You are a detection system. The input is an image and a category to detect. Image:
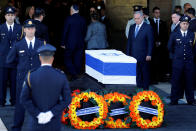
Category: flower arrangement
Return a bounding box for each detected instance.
[61,90,165,129]
[104,92,131,128]
[129,91,164,129]
[68,91,108,129]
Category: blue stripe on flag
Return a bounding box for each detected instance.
[86,54,136,76]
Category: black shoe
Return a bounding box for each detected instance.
[169,101,178,105]
[188,101,196,106]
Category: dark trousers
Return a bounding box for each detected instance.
[64,48,83,76]
[171,61,194,103]
[136,61,150,90]
[0,67,16,105]
[12,75,26,131]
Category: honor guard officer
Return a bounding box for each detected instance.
[168,15,196,105]
[0,6,22,107]
[33,7,49,42]
[6,19,43,131]
[20,44,71,131]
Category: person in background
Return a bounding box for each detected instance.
[183,3,192,14]
[0,6,22,107]
[61,5,86,81]
[33,7,49,42]
[149,6,168,83]
[24,6,35,21]
[174,5,182,16]
[85,12,108,49]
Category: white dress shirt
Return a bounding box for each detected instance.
[25,37,35,49]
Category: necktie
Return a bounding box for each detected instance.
[135,25,139,37]
[156,19,159,35]
[184,32,186,37]
[29,42,33,51]
[8,26,13,43]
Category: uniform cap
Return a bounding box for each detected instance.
[180,15,191,23]
[5,6,15,14]
[37,44,56,56]
[23,19,35,28]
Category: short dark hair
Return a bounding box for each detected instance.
[153,6,160,13]
[175,5,182,10]
[172,11,181,17]
[186,8,195,16]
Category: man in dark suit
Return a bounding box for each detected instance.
[61,4,86,80]
[0,6,22,107]
[168,15,196,105]
[7,19,43,131]
[127,11,154,90]
[20,44,71,131]
[33,7,49,42]
[186,8,196,32]
[149,7,168,83]
[171,12,181,33]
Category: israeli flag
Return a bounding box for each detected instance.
[85,50,137,84]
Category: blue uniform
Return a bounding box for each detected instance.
[0,23,22,105]
[20,66,71,131]
[127,22,154,90]
[6,38,43,131]
[61,13,86,77]
[168,29,195,103]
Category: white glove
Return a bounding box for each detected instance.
[44,111,54,123]
[37,112,48,124]
[37,111,54,124]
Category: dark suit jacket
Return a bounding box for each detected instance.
[61,13,86,49]
[149,18,168,45]
[127,22,154,62]
[34,20,49,43]
[20,66,71,131]
[0,23,22,68]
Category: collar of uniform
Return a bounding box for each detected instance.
[25,37,35,49]
[180,29,188,35]
[153,18,160,23]
[41,64,52,66]
[6,22,14,30]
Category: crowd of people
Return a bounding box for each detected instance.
[0,1,196,131]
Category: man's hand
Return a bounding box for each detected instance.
[146,56,151,61]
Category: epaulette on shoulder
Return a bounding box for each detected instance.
[55,68,65,74]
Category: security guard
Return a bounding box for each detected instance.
[33,7,49,42]
[168,15,196,105]
[20,44,71,131]
[0,6,22,106]
[6,19,43,131]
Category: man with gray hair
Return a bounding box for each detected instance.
[61,4,86,80]
[126,11,154,90]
